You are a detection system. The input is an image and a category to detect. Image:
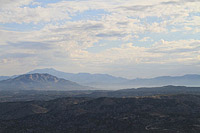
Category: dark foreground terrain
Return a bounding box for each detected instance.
[1,86,200,102]
[0,94,200,133]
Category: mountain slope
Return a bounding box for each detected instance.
[1,68,200,89]
[28,68,200,88]
[28,68,128,85]
[0,76,10,81]
[128,74,200,87]
[0,73,92,91]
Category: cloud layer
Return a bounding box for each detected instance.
[0,0,200,78]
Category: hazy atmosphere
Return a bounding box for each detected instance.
[1,1,200,132]
[0,0,200,78]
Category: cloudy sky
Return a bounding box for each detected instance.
[0,0,200,78]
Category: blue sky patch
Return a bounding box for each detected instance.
[0,22,45,31]
[70,9,109,21]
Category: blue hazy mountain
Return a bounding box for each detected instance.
[0,75,18,81]
[1,68,200,89]
[0,73,92,91]
[28,68,200,89]
[28,68,128,88]
[0,76,10,81]
[128,74,200,87]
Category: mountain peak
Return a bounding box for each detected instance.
[12,73,60,83]
[28,68,58,74]
[0,73,92,91]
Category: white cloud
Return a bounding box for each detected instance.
[139,37,153,42]
[0,0,33,8]
[0,0,200,77]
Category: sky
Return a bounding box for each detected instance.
[0,0,200,78]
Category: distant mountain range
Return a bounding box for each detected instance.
[27,68,200,89]
[127,74,200,88]
[0,76,10,81]
[28,68,128,83]
[0,73,92,91]
[0,68,200,89]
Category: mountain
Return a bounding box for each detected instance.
[0,75,18,81]
[28,68,200,88]
[1,68,200,89]
[128,74,200,87]
[0,95,200,132]
[0,76,10,81]
[0,73,92,91]
[28,68,129,89]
